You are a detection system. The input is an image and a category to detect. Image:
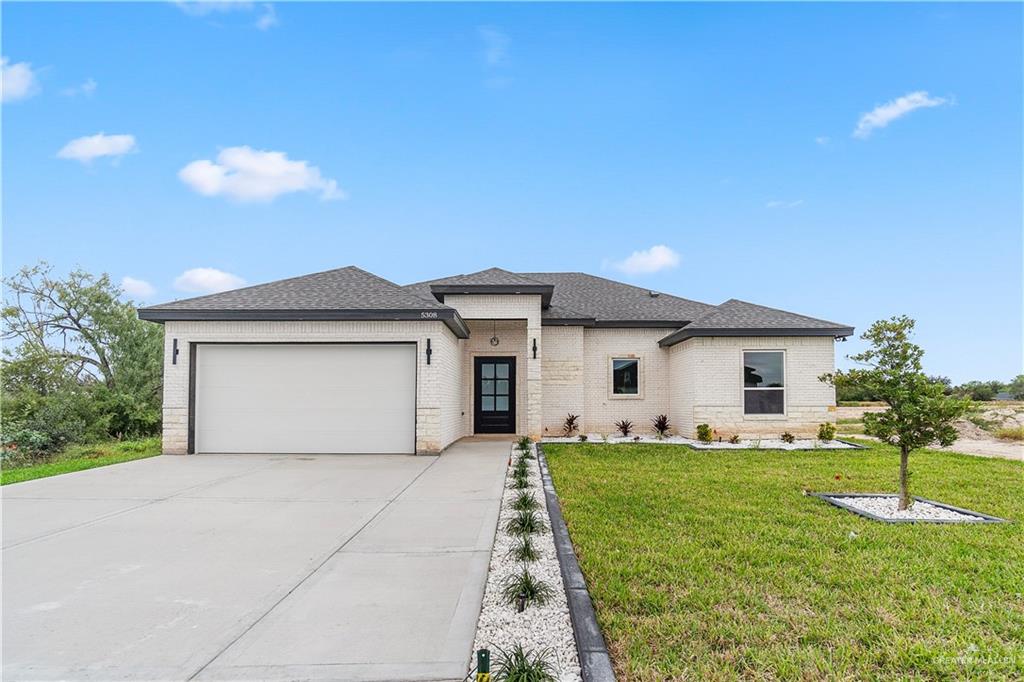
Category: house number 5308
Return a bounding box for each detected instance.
[420,312,438,318]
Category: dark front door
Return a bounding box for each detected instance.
[474,357,516,434]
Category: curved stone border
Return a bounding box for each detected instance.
[813,492,1009,524]
[537,444,617,682]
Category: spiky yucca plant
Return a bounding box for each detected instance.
[500,568,555,607]
[505,509,546,535]
[493,644,556,682]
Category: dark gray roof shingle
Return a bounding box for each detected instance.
[426,267,547,287]
[658,298,854,345]
[141,266,449,312]
[522,272,715,323]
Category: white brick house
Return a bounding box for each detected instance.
[139,267,853,455]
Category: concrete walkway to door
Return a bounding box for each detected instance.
[2,439,511,681]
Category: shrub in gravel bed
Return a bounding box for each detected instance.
[500,567,555,608]
[506,536,540,562]
[506,509,547,535]
[517,436,532,451]
[510,472,530,490]
[494,643,556,682]
[512,491,540,512]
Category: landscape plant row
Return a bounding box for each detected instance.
[561,413,838,443]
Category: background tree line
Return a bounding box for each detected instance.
[838,374,1024,402]
[2,262,164,460]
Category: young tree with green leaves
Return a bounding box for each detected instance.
[820,315,971,510]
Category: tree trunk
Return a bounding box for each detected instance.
[898,446,911,511]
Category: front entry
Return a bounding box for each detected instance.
[474,357,516,434]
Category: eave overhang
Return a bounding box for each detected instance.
[430,284,554,308]
[658,325,856,347]
[137,308,471,339]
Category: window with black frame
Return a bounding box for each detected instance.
[612,358,640,395]
[743,351,784,414]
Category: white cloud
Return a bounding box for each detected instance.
[174,267,246,294]
[255,3,277,30]
[766,199,804,209]
[2,57,40,103]
[173,0,253,17]
[815,136,830,146]
[57,133,137,163]
[61,78,97,97]
[121,276,156,299]
[479,26,510,66]
[612,245,681,275]
[179,146,344,202]
[853,91,948,139]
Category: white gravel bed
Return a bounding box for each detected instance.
[542,433,857,450]
[828,495,985,522]
[470,443,582,682]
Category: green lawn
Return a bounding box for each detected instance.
[1,437,162,485]
[544,441,1024,680]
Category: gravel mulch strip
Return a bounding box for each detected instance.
[470,443,582,681]
[816,493,1008,523]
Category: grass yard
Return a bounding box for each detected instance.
[1,437,161,485]
[544,442,1024,680]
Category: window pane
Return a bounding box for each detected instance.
[495,380,509,395]
[744,389,784,414]
[612,359,639,395]
[743,352,784,387]
[495,396,509,411]
[481,364,494,379]
[481,380,494,395]
[482,396,495,411]
[495,364,509,379]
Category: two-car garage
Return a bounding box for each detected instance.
[192,343,417,454]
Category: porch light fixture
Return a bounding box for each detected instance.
[172,338,179,365]
[489,320,500,347]
[532,338,537,359]
[426,338,432,365]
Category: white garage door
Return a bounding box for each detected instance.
[194,343,416,454]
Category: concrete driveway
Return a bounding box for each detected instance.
[2,440,510,681]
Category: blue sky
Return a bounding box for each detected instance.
[3,2,1021,382]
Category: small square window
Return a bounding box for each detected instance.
[495,396,509,411]
[482,396,495,411]
[495,364,509,379]
[481,364,494,379]
[612,358,640,395]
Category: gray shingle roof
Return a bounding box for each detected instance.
[141,266,449,312]
[426,268,547,287]
[658,298,854,346]
[522,272,716,324]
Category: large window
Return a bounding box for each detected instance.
[743,351,785,415]
[612,358,640,396]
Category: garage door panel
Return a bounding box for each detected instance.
[195,344,416,454]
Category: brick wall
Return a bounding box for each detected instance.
[669,335,837,437]
[540,326,584,436]
[582,328,672,436]
[159,320,461,455]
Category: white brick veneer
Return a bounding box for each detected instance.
[669,335,837,437]
[159,320,462,455]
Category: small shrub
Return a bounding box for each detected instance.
[562,413,580,437]
[651,414,671,438]
[615,419,633,437]
[512,491,540,512]
[696,423,713,443]
[996,426,1024,441]
[509,472,531,490]
[578,434,588,442]
[506,536,540,562]
[500,568,555,608]
[517,436,532,451]
[817,422,837,442]
[781,431,796,444]
[505,509,547,535]
[751,438,762,450]
[728,434,741,444]
[493,643,556,682]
